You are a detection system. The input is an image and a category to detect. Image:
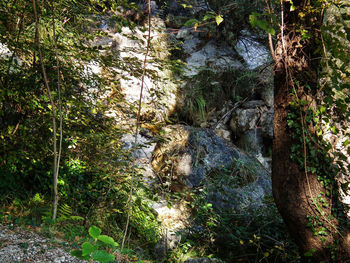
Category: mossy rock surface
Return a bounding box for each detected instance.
[152,124,271,212]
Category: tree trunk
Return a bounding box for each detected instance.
[32,0,59,221]
[272,0,350,262]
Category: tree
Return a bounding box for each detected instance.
[272,0,350,261]
[0,0,125,213]
[32,0,62,221]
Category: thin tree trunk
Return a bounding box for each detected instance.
[32,0,58,221]
[51,0,63,222]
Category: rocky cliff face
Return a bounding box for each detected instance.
[87,1,276,260]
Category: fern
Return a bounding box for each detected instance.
[54,203,83,223]
[58,203,72,218]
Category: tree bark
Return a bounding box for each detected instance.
[272,0,350,262]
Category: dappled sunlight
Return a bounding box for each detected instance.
[2,0,350,262]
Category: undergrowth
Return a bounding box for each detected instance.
[175,66,269,126]
[168,190,300,263]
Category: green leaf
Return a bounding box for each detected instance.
[249,12,259,28]
[71,250,83,257]
[71,250,90,260]
[266,27,275,35]
[304,249,316,257]
[97,235,118,247]
[319,105,326,114]
[70,216,84,220]
[249,13,275,35]
[318,227,328,236]
[181,4,192,8]
[89,226,102,239]
[92,250,115,263]
[203,14,215,21]
[82,242,98,256]
[215,15,224,26]
[184,19,198,27]
[330,125,337,134]
[289,0,295,11]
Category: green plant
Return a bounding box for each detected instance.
[177,187,300,263]
[168,240,198,263]
[71,226,118,263]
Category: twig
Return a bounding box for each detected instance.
[11,122,20,135]
[122,0,152,249]
[212,98,248,129]
[264,0,275,61]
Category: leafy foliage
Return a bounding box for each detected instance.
[71,225,117,262]
[2,0,349,261]
[249,11,276,35]
[172,190,300,263]
[0,0,161,257]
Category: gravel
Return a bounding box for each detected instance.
[0,224,87,263]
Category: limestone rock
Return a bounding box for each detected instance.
[184,40,243,76]
[151,201,191,261]
[87,16,179,124]
[260,108,274,139]
[121,133,156,185]
[261,84,274,107]
[0,42,22,71]
[153,125,244,187]
[241,100,265,109]
[176,28,192,40]
[229,108,261,135]
[235,30,270,69]
[152,125,271,213]
[214,128,231,142]
[237,129,264,155]
[182,37,202,53]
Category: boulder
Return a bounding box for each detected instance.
[207,171,271,212]
[229,100,273,139]
[152,125,271,212]
[151,125,272,259]
[182,37,202,53]
[152,125,244,187]
[176,28,193,40]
